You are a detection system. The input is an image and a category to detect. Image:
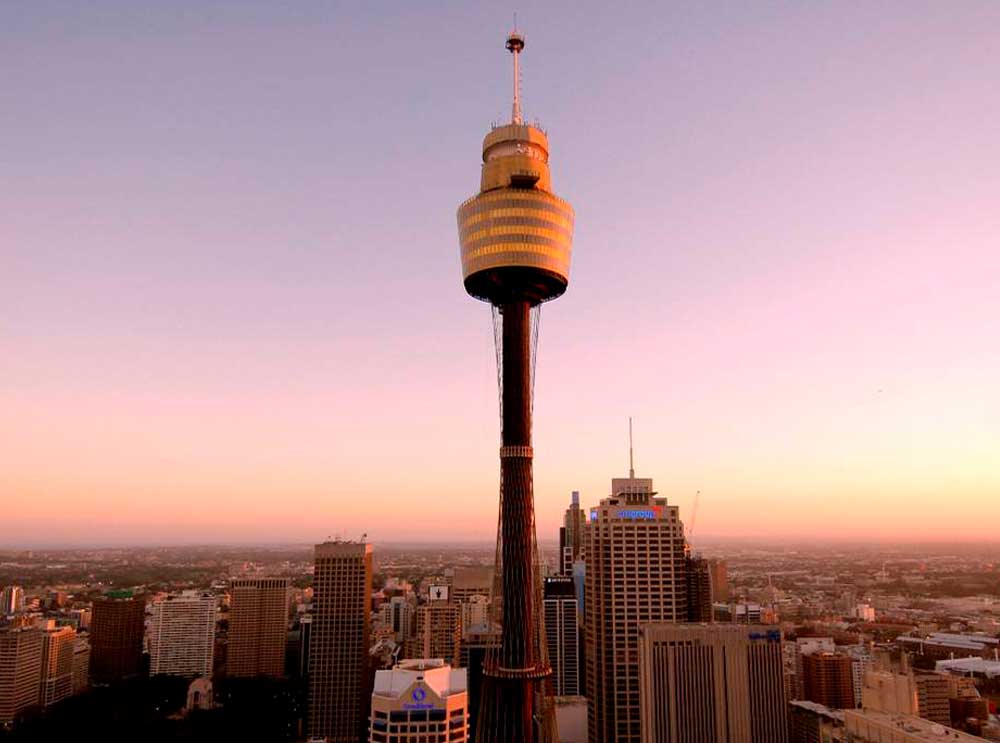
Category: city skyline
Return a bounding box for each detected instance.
[5,1,999,546]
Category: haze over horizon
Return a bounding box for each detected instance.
[4,1,998,545]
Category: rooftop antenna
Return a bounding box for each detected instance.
[506,18,525,124]
[629,417,635,479]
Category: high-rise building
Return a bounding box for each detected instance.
[308,540,373,743]
[637,624,788,743]
[585,470,687,743]
[0,627,42,724]
[543,576,580,697]
[379,596,415,644]
[560,491,587,576]
[456,27,575,743]
[685,555,713,622]
[39,623,75,707]
[71,636,90,695]
[226,578,289,678]
[709,560,729,602]
[368,659,469,743]
[0,586,25,615]
[460,594,490,630]
[89,591,145,683]
[450,567,493,605]
[461,623,501,739]
[149,591,216,677]
[803,652,855,709]
[413,596,462,668]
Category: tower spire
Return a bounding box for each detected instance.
[629,417,635,479]
[506,26,525,124]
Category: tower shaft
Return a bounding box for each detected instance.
[477,299,554,743]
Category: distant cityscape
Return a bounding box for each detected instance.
[1,474,999,742]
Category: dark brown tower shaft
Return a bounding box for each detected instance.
[477,298,553,743]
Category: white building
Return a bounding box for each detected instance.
[369,659,468,743]
[148,591,216,677]
[0,586,25,615]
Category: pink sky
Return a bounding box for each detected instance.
[3,2,998,545]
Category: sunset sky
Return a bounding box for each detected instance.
[4,2,998,546]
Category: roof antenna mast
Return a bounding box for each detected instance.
[629,417,635,479]
[506,15,525,124]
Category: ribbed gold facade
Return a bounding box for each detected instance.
[457,124,574,305]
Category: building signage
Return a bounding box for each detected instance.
[403,686,438,711]
[617,508,656,520]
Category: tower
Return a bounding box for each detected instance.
[308,540,373,743]
[585,469,688,743]
[89,591,145,684]
[226,578,289,678]
[456,26,575,743]
[149,591,216,677]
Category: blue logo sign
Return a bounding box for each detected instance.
[618,509,655,520]
[411,687,426,703]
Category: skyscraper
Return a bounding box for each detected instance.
[412,591,462,668]
[543,576,581,696]
[39,623,75,707]
[226,578,289,678]
[149,591,216,677]
[456,26,575,743]
[368,660,469,743]
[585,469,688,743]
[637,624,789,743]
[89,591,146,684]
[0,627,42,724]
[308,540,373,743]
[560,492,587,576]
[0,586,25,615]
[685,554,713,622]
[803,652,855,709]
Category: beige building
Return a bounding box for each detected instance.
[450,567,493,605]
[0,627,42,724]
[368,659,468,743]
[585,471,688,743]
[638,624,788,743]
[309,540,373,743]
[39,623,75,707]
[226,578,288,678]
[862,669,951,725]
[412,597,461,668]
[844,709,981,742]
[149,591,216,677]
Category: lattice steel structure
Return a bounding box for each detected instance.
[456,28,574,743]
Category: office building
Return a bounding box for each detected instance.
[149,591,216,677]
[709,559,729,602]
[450,567,493,605]
[638,624,788,743]
[585,469,688,743]
[456,27,575,743]
[368,659,469,743]
[544,576,580,696]
[412,592,461,668]
[461,623,500,739]
[309,540,373,743]
[71,636,90,694]
[379,595,415,644]
[685,555,713,622]
[560,491,587,576]
[802,652,854,709]
[39,623,75,707]
[90,591,146,683]
[0,586,25,615]
[0,627,42,724]
[226,577,289,678]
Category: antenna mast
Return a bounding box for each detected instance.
[628,417,635,479]
[506,24,525,124]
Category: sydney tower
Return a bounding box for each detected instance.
[456,29,574,743]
